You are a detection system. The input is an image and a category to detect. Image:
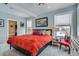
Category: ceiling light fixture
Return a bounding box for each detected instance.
[4,3,8,5]
[38,3,45,6]
[38,3,51,9]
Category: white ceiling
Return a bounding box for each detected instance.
[0,3,75,18]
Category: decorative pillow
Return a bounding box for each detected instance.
[32,31,42,35]
[45,31,51,36]
[41,30,46,35]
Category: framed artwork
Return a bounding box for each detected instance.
[0,19,4,27]
[35,17,48,27]
[20,22,24,27]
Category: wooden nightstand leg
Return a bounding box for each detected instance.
[76,48,78,52]
[50,41,52,45]
[68,47,70,54]
[10,44,11,50]
[60,44,62,49]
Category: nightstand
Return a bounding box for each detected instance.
[52,38,59,46]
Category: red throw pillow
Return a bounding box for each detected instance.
[32,31,42,35]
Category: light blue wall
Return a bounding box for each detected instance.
[77,4,79,36]
[0,17,7,43]
[77,4,79,37]
[0,11,26,43]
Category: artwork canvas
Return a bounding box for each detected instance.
[20,22,24,27]
[35,17,48,27]
[0,19,4,27]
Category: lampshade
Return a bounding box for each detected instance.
[27,27,33,34]
[28,27,32,31]
[52,27,59,32]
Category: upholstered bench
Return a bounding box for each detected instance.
[58,41,71,54]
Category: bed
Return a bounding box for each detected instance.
[7,29,53,56]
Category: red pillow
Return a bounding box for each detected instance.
[32,31,42,35]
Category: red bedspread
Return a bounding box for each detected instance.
[7,34,52,56]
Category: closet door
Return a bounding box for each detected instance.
[9,20,17,37]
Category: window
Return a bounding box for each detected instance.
[55,25,71,39]
[26,20,32,34]
[54,12,72,39]
[54,13,72,25]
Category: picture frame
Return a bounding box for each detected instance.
[20,22,24,27]
[0,19,4,27]
[35,17,48,27]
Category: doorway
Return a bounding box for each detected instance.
[8,20,17,37]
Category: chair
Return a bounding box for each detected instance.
[58,35,71,54]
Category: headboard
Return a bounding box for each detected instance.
[33,29,52,36]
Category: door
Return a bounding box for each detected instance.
[9,20,17,37]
